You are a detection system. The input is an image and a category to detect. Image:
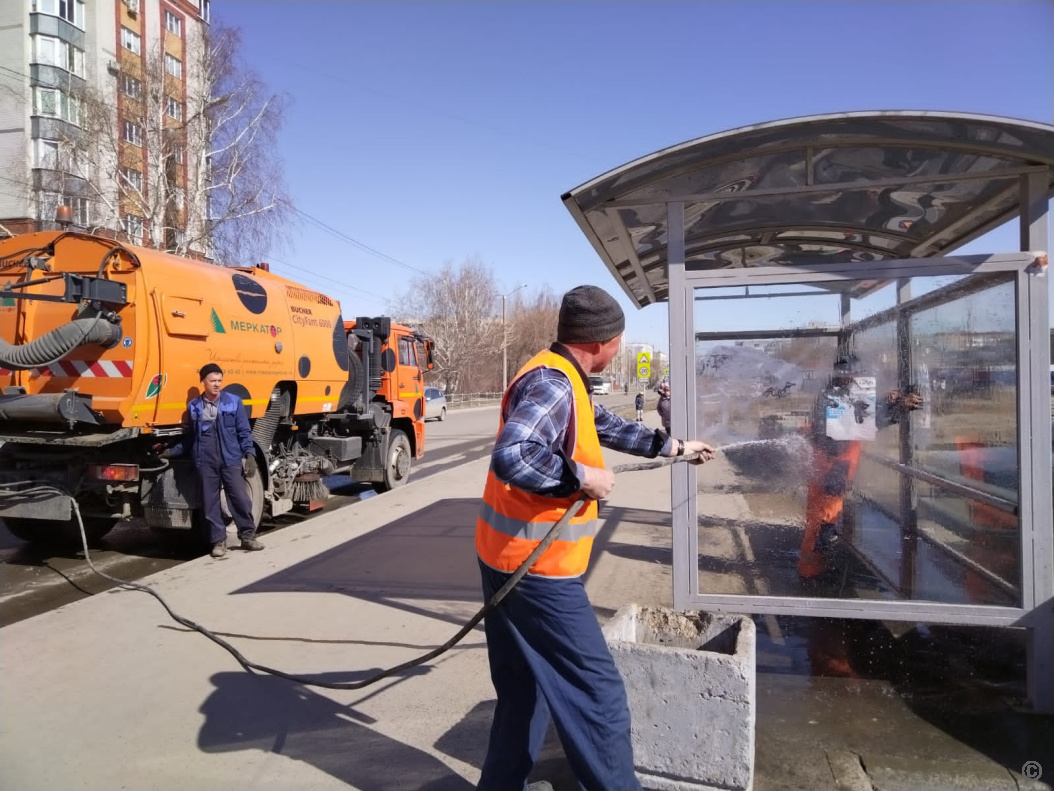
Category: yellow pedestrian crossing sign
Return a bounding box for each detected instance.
[636,352,650,380]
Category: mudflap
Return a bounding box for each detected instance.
[0,466,73,520]
[350,434,388,484]
[0,485,72,521]
[142,460,199,530]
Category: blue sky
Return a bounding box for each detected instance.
[216,1,1053,355]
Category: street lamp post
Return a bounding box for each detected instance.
[501,283,528,391]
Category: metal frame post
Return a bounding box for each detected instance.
[668,202,693,610]
[1020,171,1053,713]
[896,278,919,598]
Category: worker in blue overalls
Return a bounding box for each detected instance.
[167,363,263,558]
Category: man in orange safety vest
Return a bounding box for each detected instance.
[475,285,716,791]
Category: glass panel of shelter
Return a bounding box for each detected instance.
[693,273,1020,608]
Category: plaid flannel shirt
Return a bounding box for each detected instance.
[491,344,672,497]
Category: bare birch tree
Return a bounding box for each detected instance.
[395,257,500,393]
[58,24,290,266]
[395,263,562,394]
[504,286,561,379]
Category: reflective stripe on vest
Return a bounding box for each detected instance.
[478,501,600,543]
[475,349,604,578]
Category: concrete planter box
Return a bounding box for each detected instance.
[603,604,756,791]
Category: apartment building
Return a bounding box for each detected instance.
[0,0,209,254]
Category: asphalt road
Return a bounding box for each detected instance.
[0,392,640,626]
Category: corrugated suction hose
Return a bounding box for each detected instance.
[0,316,121,370]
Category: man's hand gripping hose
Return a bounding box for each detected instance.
[2,452,708,691]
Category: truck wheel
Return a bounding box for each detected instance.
[220,463,265,530]
[373,429,411,493]
[3,516,115,547]
[438,407,446,422]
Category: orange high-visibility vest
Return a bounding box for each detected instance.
[476,349,604,578]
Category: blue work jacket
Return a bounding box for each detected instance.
[170,391,254,468]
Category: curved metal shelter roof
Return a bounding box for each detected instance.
[562,111,1054,307]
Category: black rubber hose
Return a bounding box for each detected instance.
[16,452,706,692]
[0,317,121,370]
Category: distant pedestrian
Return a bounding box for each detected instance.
[623,382,629,395]
[656,381,671,433]
[634,391,644,421]
[165,364,264,558]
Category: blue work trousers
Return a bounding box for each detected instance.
[199,429,255,544]
[477,559,641,791]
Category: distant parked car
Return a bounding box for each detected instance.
[424,387,447,421]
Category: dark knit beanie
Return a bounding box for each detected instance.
[199,363,223,380]
[557,285,625,344]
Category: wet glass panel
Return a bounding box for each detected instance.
[693,273,1022,607]
[850,318,899,460]
[914,483,1020,606]
[693,285,840,335]
[908,278,1017,500]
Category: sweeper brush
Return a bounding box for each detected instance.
[291,473,329,504]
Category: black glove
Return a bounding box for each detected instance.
[242,455,258,478]
[153,442,173,459]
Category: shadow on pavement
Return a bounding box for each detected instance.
[234,499,485,629]
[198,670,472,791]
[435,700,579,791]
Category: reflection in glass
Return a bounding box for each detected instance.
[694,275,1020,607]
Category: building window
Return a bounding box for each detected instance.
[68,45,85,76]
[120,167,143,193]
[122,120,143,146]
[164,10,182,36]
[39,193,89,226]
[39,191,62,223]
[68,195,89,225]
[164,53,182,79]
[34,87,80,125]
[124,214,144,243]
[35,36,85,76]
[34,87,57,117]
[165,97,183,121]
[34,139,60,169]
[121,27,141,55]
[34,35,58,67]
[35,0,85,29]
[121,73,143,100]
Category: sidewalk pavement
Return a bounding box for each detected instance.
[1,418,1051,791]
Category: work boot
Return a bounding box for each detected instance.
[210,541,228,559]
[240,535,264,551]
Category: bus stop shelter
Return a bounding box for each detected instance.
[562,111,1054,713]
